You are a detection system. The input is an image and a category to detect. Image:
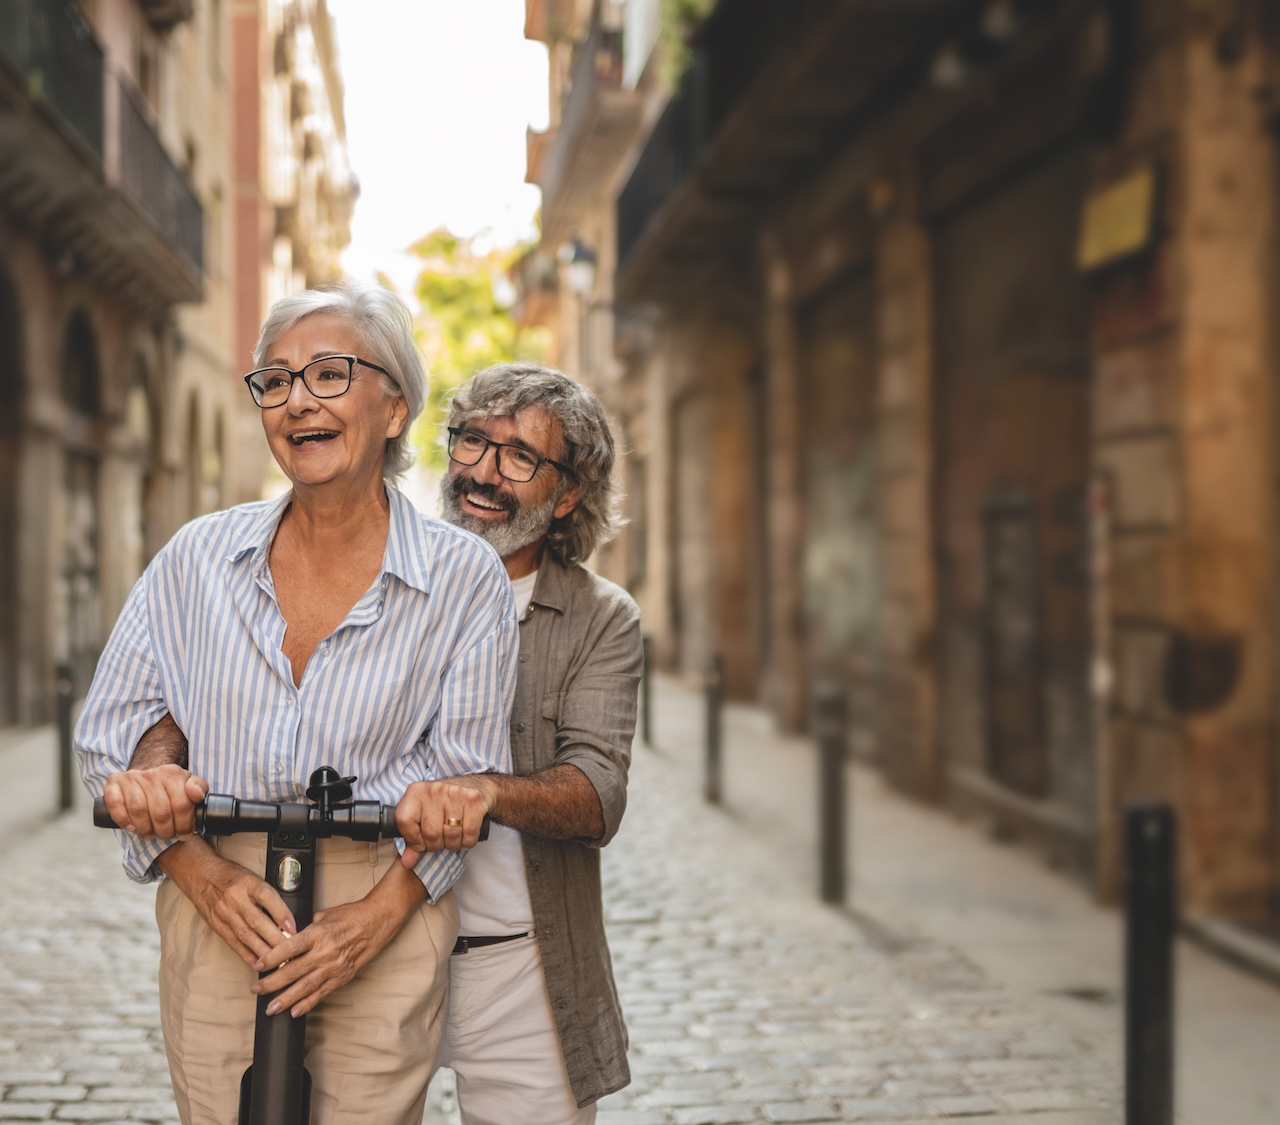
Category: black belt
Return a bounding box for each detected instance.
[452,932,529,955]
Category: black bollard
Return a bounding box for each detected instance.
[641,634,653,748]
[1125,803,1176,1125]
[703,653,722,804]
[55,662,75,813]
[814,684,848,905]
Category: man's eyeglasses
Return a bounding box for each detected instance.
[446,427,574,484]
[243,355,390,409]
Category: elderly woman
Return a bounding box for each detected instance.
[75,281,516,1125]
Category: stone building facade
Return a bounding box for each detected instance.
[518,0,1280,926]
[0,0,353,730]
[519,0,655,589]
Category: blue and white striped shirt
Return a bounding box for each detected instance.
[75,486,517,899]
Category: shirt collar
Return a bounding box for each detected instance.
[529,550,571,614]
[223,486,433,595]
[225,492,292,568]
[381,485,434,595]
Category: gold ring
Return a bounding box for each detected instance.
[444,817,463,828]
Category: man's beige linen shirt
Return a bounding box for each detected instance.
[513,553,641,1107]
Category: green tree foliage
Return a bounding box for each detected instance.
[660,0,716,84]
[404,228,549,469]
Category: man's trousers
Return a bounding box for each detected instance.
[438,933,596,1125]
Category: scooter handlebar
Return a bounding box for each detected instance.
[93,796,489,841]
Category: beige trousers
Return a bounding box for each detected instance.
[440,935,596,1125]
[156,834,458,1125]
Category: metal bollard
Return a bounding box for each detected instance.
[641,634,653,748]
[814,684,848,905]
[55,662,75,813]
[703,653,722,804]
[1124,803,1176,1125]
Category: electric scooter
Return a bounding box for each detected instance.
[93,766,482,1125]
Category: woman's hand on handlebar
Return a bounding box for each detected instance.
[396,776,495,864]
[156,838,296,967]
[103,765,210,838]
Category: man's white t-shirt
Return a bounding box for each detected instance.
[452,569,537,936]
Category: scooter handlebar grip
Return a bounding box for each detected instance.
[93,797,210,833]
[92,797,116,829]
[377,807,492,842]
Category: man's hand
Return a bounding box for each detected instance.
[103,764,209,838]
[396,775,496,865]
[157,838,295,967]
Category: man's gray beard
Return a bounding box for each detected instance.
[440,476,561,561]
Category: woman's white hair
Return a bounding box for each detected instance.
[253,280,426,478]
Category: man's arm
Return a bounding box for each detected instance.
[102,713,207,839]
[131,712,188,768]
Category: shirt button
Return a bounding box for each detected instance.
[285,698,295,708]
[519,655,528,663]
[514,722,526,733]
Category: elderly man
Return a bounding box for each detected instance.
[113,362,641,1123]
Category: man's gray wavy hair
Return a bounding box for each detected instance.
[446,362,623,566]
[253,280,426,479]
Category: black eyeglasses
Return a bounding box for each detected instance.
[446,427,574,484]
[243,355,390,408]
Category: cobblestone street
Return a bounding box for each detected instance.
[9,675,1280,1123]
[585,711,1115,1124]
[0,801,174,1124]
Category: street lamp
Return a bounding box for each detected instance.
[558,233,598,297]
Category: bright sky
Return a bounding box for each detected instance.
[326,0,549,295]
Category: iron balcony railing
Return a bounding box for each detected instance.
[0,0,105,162]
[539,21,625,210]
[118,78,204,275]
[616,63,703,272]
[614,0,817,275]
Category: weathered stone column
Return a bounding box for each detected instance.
[1173,23,1276,914]
[874,216,939,799]
[759,231,807,730]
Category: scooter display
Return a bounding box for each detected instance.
[93,766,483,1125]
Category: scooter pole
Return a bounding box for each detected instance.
[241,798,317,1125]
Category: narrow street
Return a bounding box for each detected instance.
[582,684,1117,1125]
[4,677,1280,1124]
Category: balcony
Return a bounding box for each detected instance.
[0,0,104,161]
[615,0,967,303]
[118,79,204,278]
[531,21,642,247]
[524,0,578,45]
[0,0,204,310]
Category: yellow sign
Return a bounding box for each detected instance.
[1077,166,1156,272]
